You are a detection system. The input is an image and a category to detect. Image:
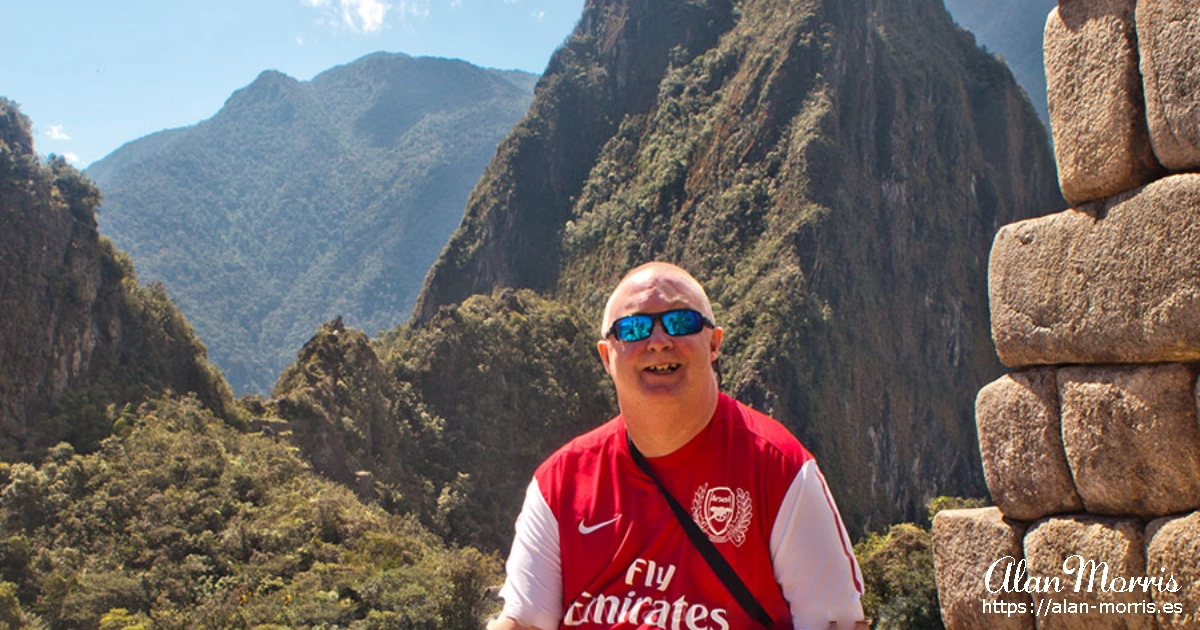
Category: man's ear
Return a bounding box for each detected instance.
[709,327,723,362]
[597,339,614,376]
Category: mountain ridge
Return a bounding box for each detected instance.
[944,0,1054,125]
[88,53,538,394]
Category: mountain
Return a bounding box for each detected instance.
[273,290,614,553]
[88,53,538,395]
[403,0,1064,535]
[0,98,233,460]
[944,0,1056,126]
[0,99,502,629]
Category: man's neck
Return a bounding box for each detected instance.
[623,391,720,458]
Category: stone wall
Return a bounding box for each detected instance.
[932,1,1200,628]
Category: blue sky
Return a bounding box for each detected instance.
[0,0,584,168]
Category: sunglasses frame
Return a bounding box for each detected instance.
[605,309,715,342]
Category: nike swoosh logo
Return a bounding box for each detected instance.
[578,515,621,535]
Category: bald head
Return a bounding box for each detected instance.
[600,262,715,337]
[596,262,723,456]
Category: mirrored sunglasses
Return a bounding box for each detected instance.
[606,309,715,342]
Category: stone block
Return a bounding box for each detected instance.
[1146,512,1200,628]
[932,507,1033,630]
[976,369,1082,521]
[1059,363,1200,518]
[1045,0,1162,206]
[989,174,1200,367]
[1137,0,1200,171]
[1023,515,1153,629]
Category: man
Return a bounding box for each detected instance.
[490,262,866,629]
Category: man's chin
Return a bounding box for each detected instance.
[634,377,688,398]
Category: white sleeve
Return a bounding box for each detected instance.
[498,478,563,629]
[770,460,865,630]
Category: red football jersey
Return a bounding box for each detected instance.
[500,394,864,629]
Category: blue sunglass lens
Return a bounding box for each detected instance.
[661,310,703,335]
[610,310,709,341]
[615,316,653,341]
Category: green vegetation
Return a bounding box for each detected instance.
[0,98,233,462]
[2,99,504,628]
[87,54,538,395]
[857,523,942,629]
[855,497,986,629]
[382,289,615,552]
[269,315,441,529]
[0,396,501,629]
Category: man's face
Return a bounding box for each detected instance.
[597,269,723,409]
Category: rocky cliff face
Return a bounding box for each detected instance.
[412,0,737,317]
[0,99,231,460]
[412,0,1063,532]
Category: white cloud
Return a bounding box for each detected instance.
[63,153,80,164]
[303,0,430,34]
[296,34,304,45]
[532,9,545,21]
[348,0,391,32]
[47,124,71,140]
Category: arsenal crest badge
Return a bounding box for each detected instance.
[691,484,752,546]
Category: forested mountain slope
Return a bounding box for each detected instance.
[0,99,232,460]
[88,53,537,395]
[405,0,1065,535]
[0,99,501,629]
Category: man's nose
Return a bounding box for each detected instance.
[644,320,674,350]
